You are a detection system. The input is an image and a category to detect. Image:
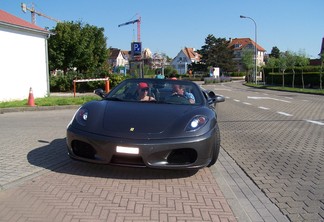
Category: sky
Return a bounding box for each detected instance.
[2,1,323,59]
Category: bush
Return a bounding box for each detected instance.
[50,71,128,93]
[204,76,231,84]
[50,73,75,92]
[230,72,246,77]
[264,66,323,88]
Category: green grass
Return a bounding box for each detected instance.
[0,95,99,108]
[245,83,324,95]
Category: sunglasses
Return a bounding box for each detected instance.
[141,88,148,92]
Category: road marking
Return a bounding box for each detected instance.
[215,88,232,91]
[305,120,324,126]
[277,111,293,117]
[247,96,291,103]
[234,99,240,102]
[243,102,252,105]
[258,106,270,110]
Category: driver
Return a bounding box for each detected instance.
[172,84,195,104]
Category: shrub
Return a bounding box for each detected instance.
[50,71,128,92]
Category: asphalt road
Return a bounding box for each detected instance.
[203,81,324,221]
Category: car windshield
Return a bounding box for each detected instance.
[105,78,203,105]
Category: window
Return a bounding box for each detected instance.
[234,44,241,49]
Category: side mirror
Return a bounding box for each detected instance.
[94,88,106,98]
[215,95,225,103]
[206,90,225,106]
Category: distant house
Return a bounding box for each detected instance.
[108,48,130,74]
[171,47,201,74]
[310,37,324,66]
[0,9,51,102]
[228,38,266,72]
[151,52,169,70]
[319,37,324,56]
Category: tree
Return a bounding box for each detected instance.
[77,24,109,73]
[278,52,288,87]
[267,57,278,73]
[48,21,109,74]
[295,50,309,89]
[285,51,297,88]
[241,48,254,82]
[270,46,280,58]
[198,34,235,74]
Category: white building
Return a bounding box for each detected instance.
[171,47,201,74]
[0,9,51,102]
[228,38,266,72]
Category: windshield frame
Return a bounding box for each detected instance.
[105,78,204,105]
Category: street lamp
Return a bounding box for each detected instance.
[240,15,257,84]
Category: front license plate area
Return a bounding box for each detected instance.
[116,146,139,155]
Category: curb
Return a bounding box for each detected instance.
[0,105,80,114]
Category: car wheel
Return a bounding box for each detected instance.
[207,124,220,167]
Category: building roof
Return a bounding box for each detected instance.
[121,50,130,59]
[109,48,130,60]
[228,38,266,52]
[319,37,324,56]
[109,48,121,59]
[183,47,201,62]
[0,9,48,33]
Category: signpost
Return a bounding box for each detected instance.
[130,42,143,78]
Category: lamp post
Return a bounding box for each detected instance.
[240,15,257,84]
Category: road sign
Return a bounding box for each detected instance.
[131,42,142,56]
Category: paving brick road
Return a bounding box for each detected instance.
[0,92,290,222]
[207,81,324,222]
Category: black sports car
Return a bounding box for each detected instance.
[66,78,225,169]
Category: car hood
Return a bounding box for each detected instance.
[101,101,194,139]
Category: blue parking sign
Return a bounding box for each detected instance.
[132,42,142,56]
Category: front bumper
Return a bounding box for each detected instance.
[66,125,218,169]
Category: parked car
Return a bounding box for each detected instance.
[66,78,225,170]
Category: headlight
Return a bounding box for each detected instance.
[186,115,208,131]
[75,108,89,126]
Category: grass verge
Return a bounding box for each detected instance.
[244,83,324,95]
[0,95,99,108]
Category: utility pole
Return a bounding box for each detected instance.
[240,15,258,84]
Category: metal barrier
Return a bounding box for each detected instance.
[73,78,109,97]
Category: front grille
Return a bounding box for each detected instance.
[111,155,145,166]
[167,148,197,164]
[72,140,96,159]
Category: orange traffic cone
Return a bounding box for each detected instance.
[27,87,35,106]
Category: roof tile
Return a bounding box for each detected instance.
[0,9,47,32]
[229,38,265,51]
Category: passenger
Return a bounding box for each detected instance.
[137,82,156,101]
[172,84,195,104]
[155,70,165,79]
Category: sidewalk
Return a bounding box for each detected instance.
[213,149,289,221]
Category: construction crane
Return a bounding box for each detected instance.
[118,15,141,42]
[21,3,61,25]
